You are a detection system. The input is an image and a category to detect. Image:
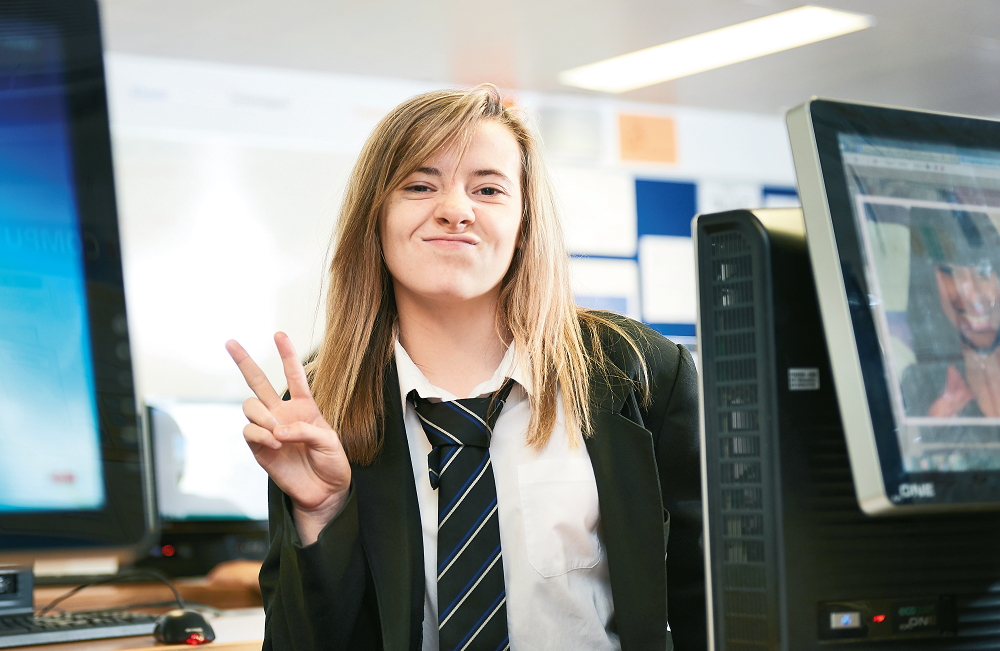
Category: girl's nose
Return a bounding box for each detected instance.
[434,186,475,227]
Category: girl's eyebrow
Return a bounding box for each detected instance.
[411,167,512,183]
[473,169,511,183]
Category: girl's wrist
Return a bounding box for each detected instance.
[292,488,350,546]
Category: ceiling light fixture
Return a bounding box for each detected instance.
[559,5,874,93]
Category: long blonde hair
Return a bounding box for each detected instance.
[309,85,647,465]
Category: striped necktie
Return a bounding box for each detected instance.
[408,379,515,651]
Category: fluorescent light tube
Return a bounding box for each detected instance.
[559,5,874,93]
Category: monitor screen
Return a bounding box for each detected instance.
[0,0,155,562]
[841,135,1000,472]
[148,401,268,523]
[138,402,266,577]
[788,99,1000,514]
[0,20,103,514]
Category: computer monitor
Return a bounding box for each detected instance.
[137,401,268,577]
[695,206,1000,650]
[0,0,156,566]
[788,99,1000,515]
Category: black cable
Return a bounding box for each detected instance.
[36,569,185,617]
[91,600,222,617]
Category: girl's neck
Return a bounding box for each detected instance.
[395,289,511,398]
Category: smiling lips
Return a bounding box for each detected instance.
[952,295,1000,341]
[423,234,479,247]
[958,309,997,332]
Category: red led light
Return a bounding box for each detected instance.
[873,614,886,623]
[161,544,175,557]
[185,633,206,645]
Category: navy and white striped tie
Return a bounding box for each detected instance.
[409,379,515,651]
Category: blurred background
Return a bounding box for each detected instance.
[97,0,1000,404]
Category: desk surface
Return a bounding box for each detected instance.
[11,581,264,650]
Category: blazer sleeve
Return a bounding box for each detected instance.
[259,478,381,650]
[592,315,706,650]
[644,340,706,651]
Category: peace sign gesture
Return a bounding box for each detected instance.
[226,332,351,545]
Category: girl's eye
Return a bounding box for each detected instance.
[477,187,501,196]
[406,184,433,192]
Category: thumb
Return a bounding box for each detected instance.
[943,365,972,400]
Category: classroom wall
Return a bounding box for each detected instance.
[105,53,798,402]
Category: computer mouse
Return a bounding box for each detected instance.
[153,608,216,645]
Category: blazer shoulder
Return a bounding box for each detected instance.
[579,310,684,381]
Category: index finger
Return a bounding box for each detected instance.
[226,339,282,408]
[274,331,313,400]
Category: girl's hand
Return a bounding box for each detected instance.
[226,332,351,545]
[928,365,975,418]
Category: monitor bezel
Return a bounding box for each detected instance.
[788,98,1000,515]
[0,0,157,562]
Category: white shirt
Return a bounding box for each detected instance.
[394,340,621,651]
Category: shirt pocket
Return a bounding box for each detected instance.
[517,457,603,578]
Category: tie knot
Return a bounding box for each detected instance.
[409,379,515,449]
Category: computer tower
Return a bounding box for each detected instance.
[695,208,1000,650]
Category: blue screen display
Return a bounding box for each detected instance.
[0,28,104,511]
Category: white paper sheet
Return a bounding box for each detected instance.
[697,180,762,215]
[550,167,637,257]
[569,257,641,320]
[639,235,697,324]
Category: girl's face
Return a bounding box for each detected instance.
[936,261,1000,349]
[379,120,523,310]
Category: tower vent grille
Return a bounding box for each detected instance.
[704,225,774,649]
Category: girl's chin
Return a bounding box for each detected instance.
[406,286,500,305]
[960,327,1000,348]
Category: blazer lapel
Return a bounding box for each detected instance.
[586,371,669,651]
[353,360,425,651]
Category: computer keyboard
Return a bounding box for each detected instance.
[0,610,158,647]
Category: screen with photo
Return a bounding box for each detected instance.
[841,134,1000,474]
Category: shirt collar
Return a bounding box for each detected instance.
[394,338,531,410]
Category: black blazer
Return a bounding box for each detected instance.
[259,319,706,651]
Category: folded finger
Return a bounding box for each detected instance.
[243,397,279,430]
[274,421,338,451]
[274,332,313,401]
[244,422,281,450]
[227,339,281,408]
